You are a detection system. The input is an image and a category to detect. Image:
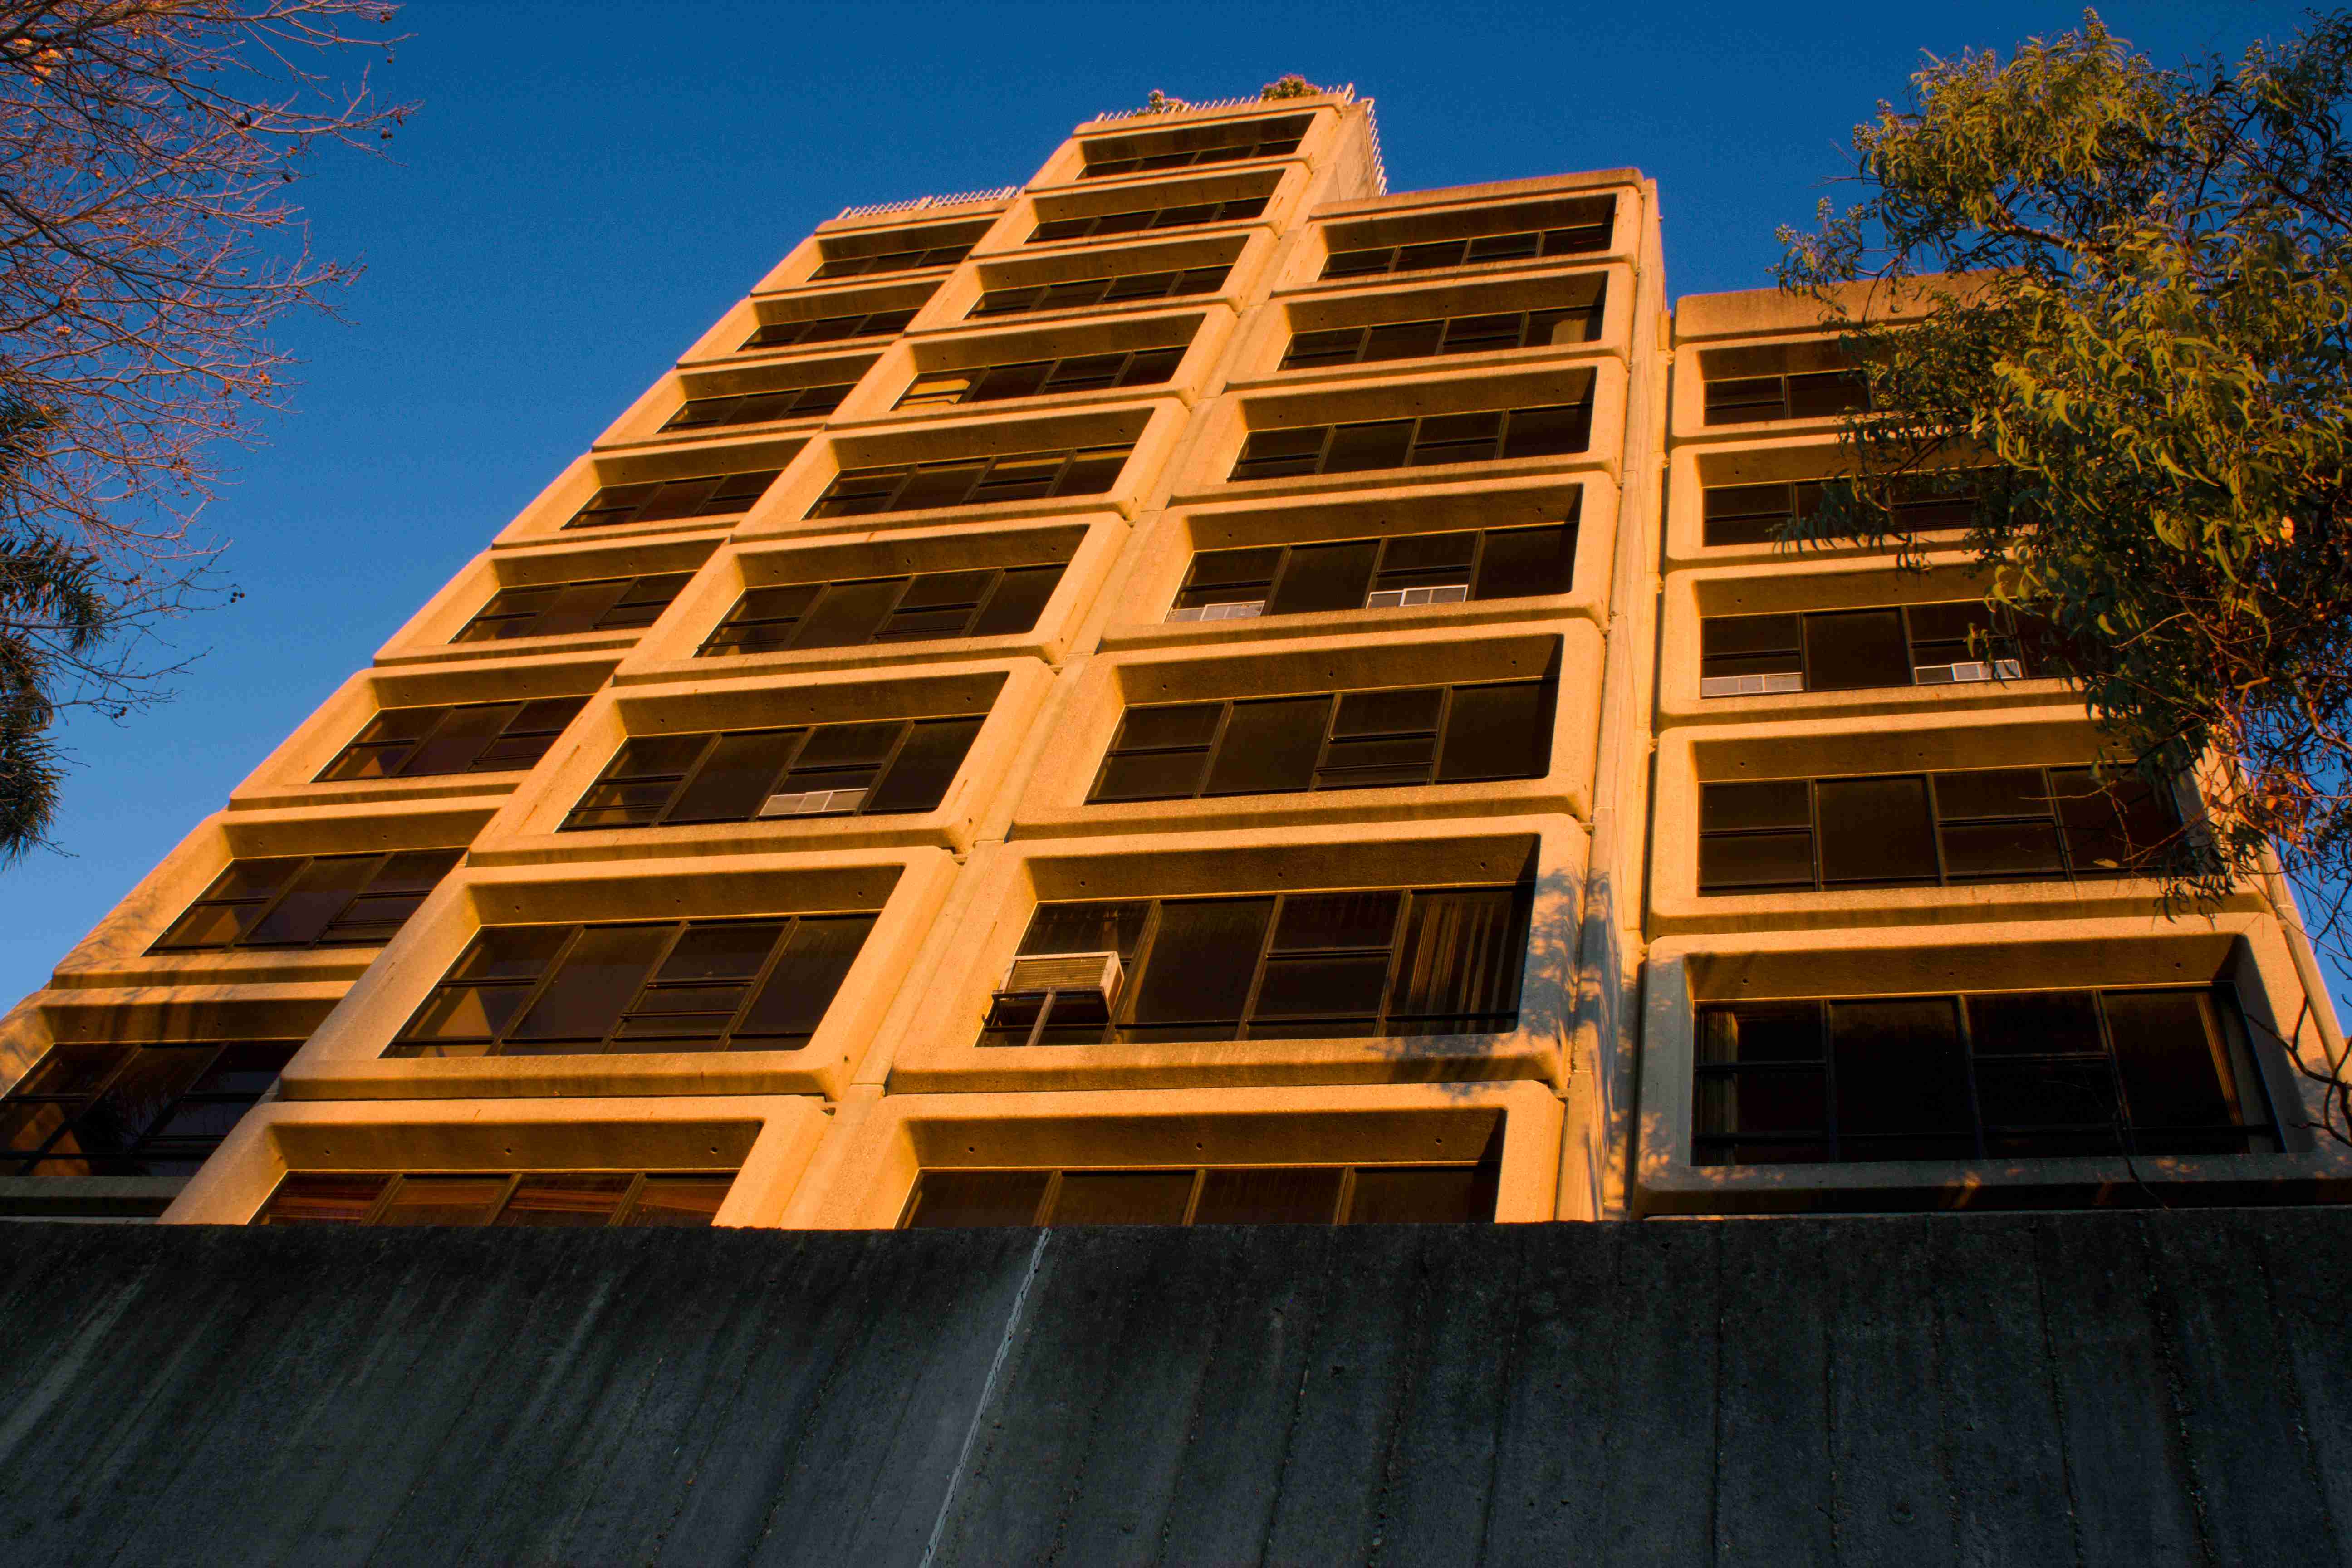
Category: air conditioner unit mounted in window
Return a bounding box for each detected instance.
[1913,658,2022,686]
[990,951,1123,1026]
[1364,584,1469,610]
[1165,600,1265,623]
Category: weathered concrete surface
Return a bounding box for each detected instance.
[0,1210,2345,1567]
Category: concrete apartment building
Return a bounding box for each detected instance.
[1,86,2342,1230]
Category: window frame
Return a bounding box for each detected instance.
[256,1169,736,1227]
[1169,520,1577,622]
[1278,300,1604,371]
[893,345,1189,410]
[316,696,588,783]
[1695,763,2180,893]
[1088,677,1557,804]
[970,265,1229,318]
[1226,401,1592,483]
[897,1159,1500,1227]
[1696,599,2040,698]
[149,848,465,954]
[1692,985,2277,1166]
[662,381,854,431]
[387,912,880,1058]
[1027,195,1270,245]
[743,306,921,351]
[808,443,1132,519]
[452,573,692,644]
[558,715,985,831]
[565,467,784,532]
[1318,217,1612,280]
[1077,117,1312,180]
[1,1038,302,1176]
[698,561,1070,658]
[1698,474,1986,549]
[981,881,1534,1047]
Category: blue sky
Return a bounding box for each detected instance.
[0,0,2317,1004]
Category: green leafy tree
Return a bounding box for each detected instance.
[1775,10,2352,1137]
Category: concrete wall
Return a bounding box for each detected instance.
[0,1209,2345,1566]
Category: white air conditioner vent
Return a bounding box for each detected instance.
[1166,600,1265,623]
[1000,951,1123,1001]
[758,787,868,817]
[1364,584,1469,610]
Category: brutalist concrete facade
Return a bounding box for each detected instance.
[1,88,2343,1227]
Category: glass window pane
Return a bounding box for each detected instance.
[1346,1166,1494,1223]
[1939,820,2067,881]
[1054,450,1127,495]
[259,1173,387,1225]
[1697,1002,1823,1065]
[1018,902,1151,962]
[668,731,800,823]
[1804,610,1912,691]
[905,1170,1049,1227]
[1202,697,1328,796]
[397,705,512,777]
[1323,420,1414,473]
[153,902,265,951]
[376,1175,511,1226]
[1700,779,1811,831]
[732,915,877,1044]
[1829,999,1974,1157]
[508,925,671,1045]
[1699,831,1817,892]
[1387,887,1527,1030]
[1094,749,1211,803]
[1975,1059,2122,1152]
[1048,1170,1195,1225]
[1500,403,1589,458]
[972,362,1051,401]
[62,1048,213,1155]
[496,1175,633,1227]
[1182,545,1283,593]
[1816,777,1937,885]
[2104,990,2241,1140]
[1932,769,2051,822]
[1266,540,1378,616]
[1437,681,1552,782]
[1405,412,1500,466]
[1968,990,2105,1056]
[240,855,379,947]
[626,1175,732,1226]
[968,564,1065,637]
[1362,320,1446,361]
[1192,1167,1344,1224]
[1472,524,1573,600]
[866,717,983,813]
[1127,897,1274,1028]
[893,460,987,512]
[2051,768,2174,875]
[793,578,905,650]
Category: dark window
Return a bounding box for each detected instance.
[151,849,463,952]
[1697,764,2178,892]
[1171,520,1573,622]
[1,1039,300,1176]
[1079,116,1312,179]
[1700,472,1984,548]
[1229,401,1591,482]
[980,881,1531,1047]
[317,697,588,782]
[567,468,784,531]
[561,716,984,829]
[897,346,1188,409]
[1029,196,1269,244]
[453,573,692,643]
[258,1170,734,1227]
[701,563,1067,657]
[808,225,984,279]
[1695,986,2274,1165]
[663,382,853,431]
[388,913,877,1058]
[809,444,1131,518]
[1699,599,2048,697]
[971,265,1229,318]
[1318,205,1614,280]
[1700,340,1867,425]
[1279,296,1605,371]
[1091,679,1553,802]
[744,306,921,349]
[903,1158,1499,1227]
